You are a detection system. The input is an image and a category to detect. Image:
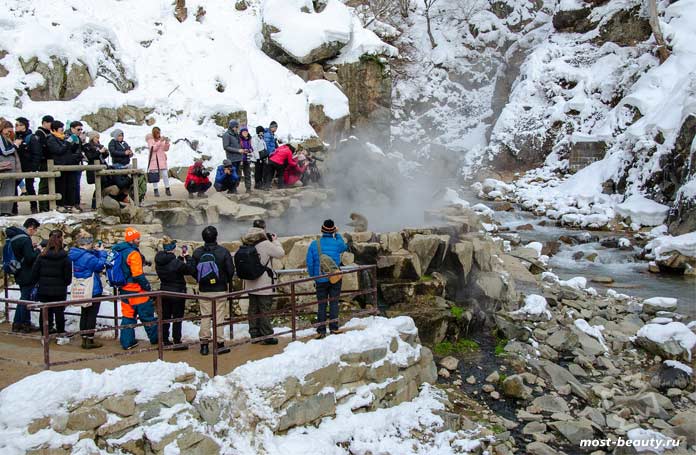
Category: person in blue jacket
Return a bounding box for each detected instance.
[305,219,347,338]
[264,121,278,157]
[214,160,239,193]
[68,231,108,349]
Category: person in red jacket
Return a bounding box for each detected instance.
[266,144,297,190]
[184,159,212,198]
[283,152,308,187]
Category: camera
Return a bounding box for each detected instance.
[195,167,210,178]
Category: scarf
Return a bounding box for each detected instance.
[51,131,65,140]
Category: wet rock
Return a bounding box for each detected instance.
[572,251,584,261]
[542,241,561,256]
[650,363,692,391]
[517,223,534,231]
[502,374,532,400]
[531,395,569,414]
[553,6,593,33]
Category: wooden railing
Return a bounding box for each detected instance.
[0,159,145,211]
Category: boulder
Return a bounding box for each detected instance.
[650,363,692,391]
[407,234,442,273]
[452,241,474,279]
[634,322,696,361]
[376,250,421,280]
[501,374,532,400]
[277,391,336,431]
[285,240,312,269]
[352,242,381,264]
[67,406,107,431]
[552,7,593,33]
[531,395,569,414]
[549,419,595,446]
[212,111,248,129]
[473,272,516,302]
[379,232,403,253]
[439,356,459,371]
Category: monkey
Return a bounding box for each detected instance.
[347,212,368,232]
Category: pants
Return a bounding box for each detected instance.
[24,177,37,212]
[198,291,228,343]
[0,177,15,214]
[316,281,342,334]
[214,179,235,192]
[119,299,158,349]
[80,298,102,339]
[152,170,170,190]
[248,294,273,339]
[38,294,67,334]
[38,165,49,212]
[73,171,82,205]
[264,161,285,189]
[239,161,251,191]
[186,181,211,194]
[13,285,34,326]
[254,160,266,189]
[162,296,185,343]
[56,171,77,207]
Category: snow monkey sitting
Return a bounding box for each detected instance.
[347,212,368,232]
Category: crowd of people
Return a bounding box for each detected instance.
[4,217,347,353]
[0,115,321,215]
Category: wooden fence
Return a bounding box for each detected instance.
[0,159,144,211]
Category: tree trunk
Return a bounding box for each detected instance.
[647,0,670,63]
[425,11,437,48]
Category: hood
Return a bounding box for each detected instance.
[112,241,135,253]
[155,251,177,267]
[68,247,89,262]
[16,129,33,140]
[42,249,68,260]
[5,226,25,239]
[242,228,267,245]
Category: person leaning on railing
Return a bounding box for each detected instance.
[83,131,109,209]
[46,120,82,213]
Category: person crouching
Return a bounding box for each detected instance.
[185,159,212,198]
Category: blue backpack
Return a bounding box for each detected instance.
[105,248,129,287]
[197,252,220,286]
[3,234,28,274]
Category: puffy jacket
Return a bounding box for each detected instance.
[16,130,41,172]
[283,159,307,186]
[68,247,107,297]
[147,136,170,171]
[222,129,242,163]
[269,145,297,167]
[155,251,196,292]
[192,242,235,292]
[31,127,51,168]
[185,163,211,188]
[112,241,150,292]
[46,134,81,165]
[251,135,266,161]
[31,249,72,299]
[214,165,238,188]
[108,139,131,166]
[306,234,348,283]
[83,142,109,184]
[264,131,278,156]
[5,226,39,287]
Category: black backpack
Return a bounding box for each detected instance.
[234,245,271,280]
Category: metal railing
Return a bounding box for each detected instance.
[0,265,378,376]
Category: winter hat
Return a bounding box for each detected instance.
[222,159,232,167]
[228,120,239,129]
[15,117,29,129]
[321,219,337,234]
[161,235,177,251]
[87,131,100,142]
[111,128,124,139]
[125,227,141,242]
[269,121,278,129]
[241,227,267,246]
[76,230,94,246]
[256,125,265,135]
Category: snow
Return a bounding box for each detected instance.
[442,188,471,208]
[636,322,696,360]
[559,276,587,290]
[664,360,693,376]
[625,428,675,454]
[646,232,696,260]
[511,294,552,320]
[331,16,398,65]
[524,241,543,257]
[304,80,349,119]
[642,297,678,310]
[574,319,608,351]
[615,195,670,227]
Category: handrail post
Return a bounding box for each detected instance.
[113,288,119,339]
[211,297,218,377]
[290,283,297,341]
[93,160,103,209]
[156,294,164,361]
[47,160,57,211]
[228,297,234,341]
[132,158,140,207]
[42,306,50,370]
[3,273,8,325]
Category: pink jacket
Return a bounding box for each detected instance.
[146,136,170,171]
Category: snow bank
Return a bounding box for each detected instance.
[625,428,675,454]
[646,232,696,259]
[636,322,696,360]
[615,195,669,227]
[304,80,349,119]
[642,297,678,311]
[331,16,398,64]
[511,294,552,320]
[559,276,587,290]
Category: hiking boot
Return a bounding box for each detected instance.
[188,192,195,199]
[165,188,172,197]
[163,339,173,346]
[316,332,327,339]
[73,206,83,213]
[200,343,209,356]
[197,192,208,198]
[217,342,231,354]
[124,341,139,350]
[154,188,160,198]
[173,341,188,351]
[82,337,103,349]
[11,323,23,333]
[261,338,279,345]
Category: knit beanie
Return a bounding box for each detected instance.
[228,120,239,129]
[111,128,124,139]
[125,227,141,242]
[256,125,265,135]
[161,235,176,251]
[321,219,336,234]
[269,121,278,129]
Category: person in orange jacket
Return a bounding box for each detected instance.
[114,227,158,350]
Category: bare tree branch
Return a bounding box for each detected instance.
[423,0,439,48]
[647,0,670,63]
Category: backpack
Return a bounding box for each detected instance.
[317,238,342,284]
[235,245,270,280]
[105,247,129,287]
[196,251,220,286]
[2,234,28,274]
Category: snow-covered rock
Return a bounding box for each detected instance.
[635,322,696,361]
[642,297,678,315]
[511,294,552,321]
[615,195,670,227]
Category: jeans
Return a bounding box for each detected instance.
[13,285,34,326]
[119,299,158,349]
[162,296,185,343]
[248,294,273,339]
[73,171,82,205]
[316,281,342,334]
[254,160,266,189]
[80,297,102,339]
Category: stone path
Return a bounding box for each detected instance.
[0,322,297,390]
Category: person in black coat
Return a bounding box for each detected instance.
[45,121,81,211]
[31,230,72,335]
[83,131,109,209]
[14,117,41,214]
[155,236,196,349]
[34,115,53,212]
[108,129,133,167]
[6,218,41,332]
